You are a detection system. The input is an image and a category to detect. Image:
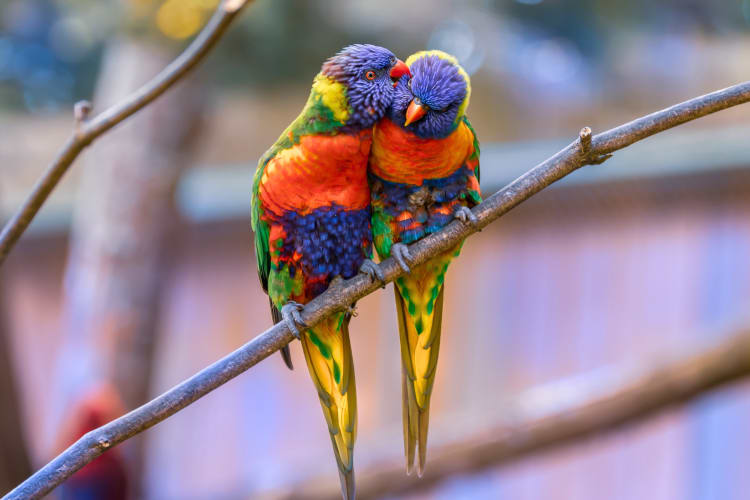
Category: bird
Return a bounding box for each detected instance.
[368,50,480,477]
[251,44,409,500]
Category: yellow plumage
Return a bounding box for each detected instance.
[300,313,357,499]
[311,74,351,124]
[394,247,458,476]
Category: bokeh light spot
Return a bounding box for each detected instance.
[156,0,206,40]
[524,38,582,85]
[428,20,485,75]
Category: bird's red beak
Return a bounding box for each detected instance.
[390,59,410,86]
[404,99,427,127]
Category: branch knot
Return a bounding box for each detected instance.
[73,101,92,124]
[224,0,249,12]
[577,126,612,166]
[73,100,92,140]
[96,437,111,450]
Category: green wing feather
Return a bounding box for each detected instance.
[462,116,480,181]
[461,115,482,204]
[370,197,396,262]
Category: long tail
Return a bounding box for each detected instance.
[300,311,357,500]
[269,297,294,370]
[394,252,453,477]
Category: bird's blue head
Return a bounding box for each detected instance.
[321,44,410,131]
[388,50,471,139]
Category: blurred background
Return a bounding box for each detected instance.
[2,0,750,498]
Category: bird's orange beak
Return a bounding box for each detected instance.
[390,59,410,86]
[404,99,427,127]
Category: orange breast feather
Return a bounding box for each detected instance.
[259,130,372,216]
[370,118,474,185]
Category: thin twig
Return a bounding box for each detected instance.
[5,81,750,500]
[280,325,750,499]
[0,0,253,266]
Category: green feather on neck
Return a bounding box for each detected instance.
[256,74,351,171]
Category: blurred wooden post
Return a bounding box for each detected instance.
[0,290,32,496]
[53,37,205,495]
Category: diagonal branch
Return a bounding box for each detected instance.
[0,0,253,267]
[282,325,750,499]
[5,81,750,500]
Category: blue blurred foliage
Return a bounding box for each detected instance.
[0,0,103,112]
[1,0,749,112]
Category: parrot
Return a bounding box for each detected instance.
[251,44,409,500]
[368,50,480,477]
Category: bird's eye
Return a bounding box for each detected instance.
[407,78,412,89]
[365,70,377,81]
[390,56,397,65]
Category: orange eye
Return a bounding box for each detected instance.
[365,70,377,81]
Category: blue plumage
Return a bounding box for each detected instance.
[369,166,475,244]
[274,206,372,296]
[388,55,468,138]
[322,44,400,132]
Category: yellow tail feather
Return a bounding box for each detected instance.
[395,263,447,477]
[300,313,357,500]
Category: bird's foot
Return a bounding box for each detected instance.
[453,205,478,226]
[359,258,385,288]
[391,243,413,274]
[281,301,307,340]
[345,304,359,317]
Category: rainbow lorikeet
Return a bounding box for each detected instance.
[369,50,480,476]
[251,44,409,500]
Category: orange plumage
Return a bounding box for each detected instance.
[369,117,475,185]
[259,131,372,216]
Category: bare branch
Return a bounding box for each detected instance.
[0,0,253,266]
[281,325,750,499]
[5,81,750,500]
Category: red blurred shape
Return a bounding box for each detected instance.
[57,384,128,500]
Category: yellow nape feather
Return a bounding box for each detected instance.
[311,74,350,124]
[405,50,472,120]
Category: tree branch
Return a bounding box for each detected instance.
[280,325,750,499]
[0,0,253,267]
[5,81,750,500]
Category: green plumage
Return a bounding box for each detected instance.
[300,312,357,500]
